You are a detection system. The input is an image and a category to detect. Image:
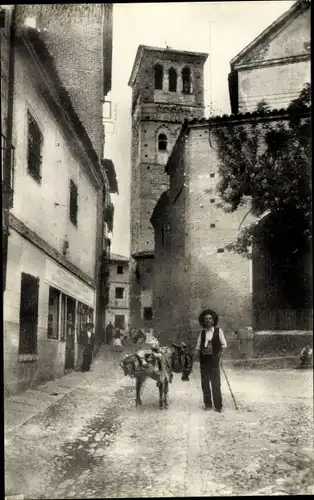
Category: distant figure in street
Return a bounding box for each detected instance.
[113,328,123,351]
[194,309,227,412]
[106,322,114,345]
[300,345,313,368]
[82,322,95,372]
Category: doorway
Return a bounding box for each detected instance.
[65,296,76,370]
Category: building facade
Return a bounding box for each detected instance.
[13,3,115,347]
[228,0,310,114]
[151,0,312,351]
[105,254,130,334]
[128,45,208,330]
[2,6,114,396]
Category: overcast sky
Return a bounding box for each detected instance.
[105,0,295,257]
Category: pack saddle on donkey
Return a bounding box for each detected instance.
[120,339,193,409]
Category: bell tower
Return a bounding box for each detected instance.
[128,45,208,330]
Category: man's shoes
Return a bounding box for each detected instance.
[215,408,223,413]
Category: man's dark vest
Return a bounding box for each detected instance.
[200,327,222,364]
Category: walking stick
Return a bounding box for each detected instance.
[221,362,239,410]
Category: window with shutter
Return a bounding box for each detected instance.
[69,179,78,226]
[27,111,43,183]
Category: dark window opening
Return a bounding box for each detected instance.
[19,273,39,355]
[217,248,225,253]
[210,198,216,203]
[47,287,60,339]
[210,223,216,228]
[210,173,215,178]
[161,225,165,248]
[115,287,124,299]
[117,265,124,274]
[154,64,163,90]
[158,133,167,151]
[143,307,153,321]
[182,66,191,94]
[169,67,177,92]
[77,302,94,345]
[115,314,125,330]
[27,111,43,183]
[69,179,78,226]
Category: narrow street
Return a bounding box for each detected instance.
[5,347,314,499]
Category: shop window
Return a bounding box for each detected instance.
[154,64,163,90]
[47,287,60,339]
[158,133,167,151]
[115,287,124,299]
[69,179,78,226]
[182,66,191,94]
[117,265,124,274]
[115,314,125,330]
[169,67,177,92]
[143,307,153,321]
[19,272,39,355]
[27,111,43,183]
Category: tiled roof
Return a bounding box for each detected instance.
[101,159,118,194]
[110,253,129,262]
[132,250,154,260]
[184,105,311,127]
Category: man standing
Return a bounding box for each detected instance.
[82,322,95,372]
[194,309,227,412]
[105,321,114,345]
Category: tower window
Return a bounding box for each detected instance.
[182,66,191,94]
[169,67,177,92]
[158,133,167,151]
[154,64,163,90]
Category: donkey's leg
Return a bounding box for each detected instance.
[158,382,164,409]
[136,377,142,406]
[164,379,169,409]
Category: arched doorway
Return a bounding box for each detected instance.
[252,210,312,330]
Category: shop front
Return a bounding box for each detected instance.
[45,258,95,371]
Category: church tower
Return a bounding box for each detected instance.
[128,45,208,331]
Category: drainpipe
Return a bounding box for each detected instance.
[3,5,16,293]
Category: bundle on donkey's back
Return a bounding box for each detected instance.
[120,339,193,409]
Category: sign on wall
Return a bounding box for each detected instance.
[45,258,95,307]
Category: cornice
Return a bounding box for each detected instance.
[234,53,310,71]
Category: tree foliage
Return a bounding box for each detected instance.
[212,84,311,258]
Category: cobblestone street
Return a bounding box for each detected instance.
[5,347,313,499]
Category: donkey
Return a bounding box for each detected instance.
[120,348,173,409]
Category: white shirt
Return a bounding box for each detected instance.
[195,327,227,351]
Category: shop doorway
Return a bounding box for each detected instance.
[65,296,76,370]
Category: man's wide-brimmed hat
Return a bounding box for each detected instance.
[199,309,219,328]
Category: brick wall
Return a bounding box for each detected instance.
[0,6,12,134]
[12,53,98,279]
[129,47,208,331]
[16,4,110,161]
